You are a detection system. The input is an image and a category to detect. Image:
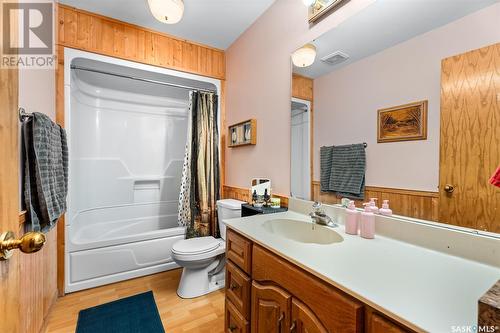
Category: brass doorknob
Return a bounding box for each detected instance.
[0,231,46,260]
[444,184,455,193]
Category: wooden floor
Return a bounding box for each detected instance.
[44,269,225,333]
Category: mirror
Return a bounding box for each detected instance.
[290,1,500,234]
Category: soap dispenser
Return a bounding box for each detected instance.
[368,198,379,214]
[379,200,393,216]
[360,203,375,239]
[345,201,359,235]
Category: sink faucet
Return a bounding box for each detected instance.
[309,201,337,227]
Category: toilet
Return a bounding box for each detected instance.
[172,199,245,298]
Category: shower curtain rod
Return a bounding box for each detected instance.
[70,65,217,94]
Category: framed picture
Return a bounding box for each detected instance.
[377,100,428,143]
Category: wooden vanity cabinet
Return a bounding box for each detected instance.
[225,228,414,333]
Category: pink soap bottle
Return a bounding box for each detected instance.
[369,198,379,214]
[360,203,375,239]
[379,200,393,216]
[345,200,359,235]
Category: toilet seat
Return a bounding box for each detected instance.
[172,236,221,255]
[172,236,225,262]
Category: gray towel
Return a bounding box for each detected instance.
[320,144,365,200]
[23,112,68,232]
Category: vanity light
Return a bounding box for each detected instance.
[302,0,316,6]
[147,0,184,24]
[292,44,317,68]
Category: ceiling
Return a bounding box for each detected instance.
[294,0,499,78]
[58,0,275,50]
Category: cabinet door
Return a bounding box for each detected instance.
[251,281,291,333]
[290,298,328,333]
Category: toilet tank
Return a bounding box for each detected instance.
[217,199,246,240]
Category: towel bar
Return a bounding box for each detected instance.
[19,107,33,122]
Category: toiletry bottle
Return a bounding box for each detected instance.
[360,203,375,239]
[252,190,258,205]
[345,200,359,235]
[379,200,392,216]
[369,198,379,214]
[263,189,270,206]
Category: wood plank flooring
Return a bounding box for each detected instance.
[44,269,225,333]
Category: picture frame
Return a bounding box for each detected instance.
[377,100,428,143]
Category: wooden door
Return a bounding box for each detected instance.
[439,43,500,232]
[290,298,327,333]
[0,1,20,331]
[251,281,291,333]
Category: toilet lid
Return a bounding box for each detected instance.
[172,236,221,255]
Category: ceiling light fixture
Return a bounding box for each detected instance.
[292,44,317,68]
[147,0,184,24]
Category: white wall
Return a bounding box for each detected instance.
[18,69,56,207]
[19,69,56,120]
[314,3,500,192]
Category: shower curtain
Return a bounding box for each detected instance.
[178,91,220,238]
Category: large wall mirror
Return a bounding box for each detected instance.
[290,0,500,233]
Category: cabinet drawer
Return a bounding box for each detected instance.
[226,261,251,319]
[226,229,252,274]
[226,299,249,333]
[368,312,412,333]
[252,245,364,333]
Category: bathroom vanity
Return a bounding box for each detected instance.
[224,228,411,333]
[223,201,500,333]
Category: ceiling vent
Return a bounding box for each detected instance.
[320,51,350,66]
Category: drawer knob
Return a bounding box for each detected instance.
[229,324,237,332]
[230,283,239,290]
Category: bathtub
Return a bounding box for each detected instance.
[64,49,220,293]
[66,201,185,293]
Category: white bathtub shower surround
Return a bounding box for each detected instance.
[64,49,221,293]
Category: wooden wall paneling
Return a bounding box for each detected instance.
[439,43,500,233]
[312,181,439,221]
[292,73,314,101]
[57,4,226,80]
[55,45,66,296]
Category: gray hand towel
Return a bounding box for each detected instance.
[320,144,366,200]
[23,112,68,232]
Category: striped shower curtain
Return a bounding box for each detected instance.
[178,91,220,238]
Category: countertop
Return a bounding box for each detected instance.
[224,211,500,332]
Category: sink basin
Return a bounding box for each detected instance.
[262,219,343,245]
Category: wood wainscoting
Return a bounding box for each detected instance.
[312,181,439,221]
[222,185,289,208]
[57,4,225,80]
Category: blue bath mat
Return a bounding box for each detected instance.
[76,291,165,333]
